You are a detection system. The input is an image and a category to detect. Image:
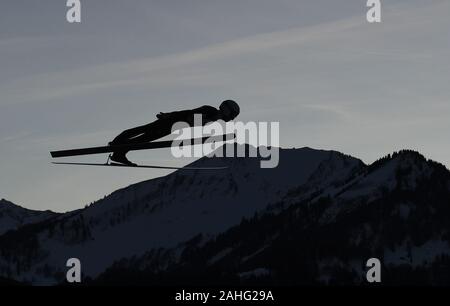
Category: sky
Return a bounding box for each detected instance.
[1,0,450,212]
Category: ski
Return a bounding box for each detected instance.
[52,162,228,170]
[50,133,235,158]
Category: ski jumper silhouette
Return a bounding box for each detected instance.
[109,100,240,165]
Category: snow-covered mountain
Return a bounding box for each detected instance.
[2,147,450,285]
[0,199,57,235]
[0,145,362,284]
[94,150,450,286]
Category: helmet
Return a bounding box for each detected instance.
[219,100,240,120]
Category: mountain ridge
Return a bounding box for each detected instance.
[0,199,58,236]
[94,149,450,285]
[1,146,449,285]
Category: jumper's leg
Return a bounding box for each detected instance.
[109,120,173,166]
[110,124,149,145]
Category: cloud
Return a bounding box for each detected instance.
[3,0,447,108]
[0,13,365,106]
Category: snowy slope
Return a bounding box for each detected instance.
[94,150,450,285]
[0,199,57,236]
[0,145,362,284]
[316,150,441,224]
